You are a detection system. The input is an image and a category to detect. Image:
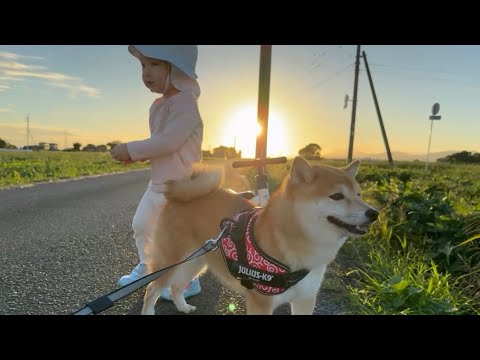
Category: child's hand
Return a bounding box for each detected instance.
[109,143,132,162]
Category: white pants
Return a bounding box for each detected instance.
[132,184,167,264]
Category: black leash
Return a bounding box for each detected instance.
[71,226,228,315]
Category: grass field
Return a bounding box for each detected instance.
[2,151,479,314]
[0,151,150,188]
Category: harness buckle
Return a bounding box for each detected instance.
[203,226,229,252]
[204,239,219,251]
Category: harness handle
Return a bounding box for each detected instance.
[231,156,287,169]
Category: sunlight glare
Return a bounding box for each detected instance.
[222,105,288,159]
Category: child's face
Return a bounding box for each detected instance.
[139,54,170,94]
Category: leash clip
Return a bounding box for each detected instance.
[204,226,228,252]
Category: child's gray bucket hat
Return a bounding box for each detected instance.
[128,45,198,80]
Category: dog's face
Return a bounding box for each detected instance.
[286,157,378,239]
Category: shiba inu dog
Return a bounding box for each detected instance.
[141,156,378,315]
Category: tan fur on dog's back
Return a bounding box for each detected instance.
[164,164,224,202]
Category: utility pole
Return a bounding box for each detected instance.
[26,114,30,149]
[347,45,361,164]
[362,51,394,167]
[255,45,272,207]
[255,45,272,161]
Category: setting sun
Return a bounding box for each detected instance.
[222,105,288,159]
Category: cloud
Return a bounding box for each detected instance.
[45,81,101,99]
[0,75,27,81]
[0,51,100,99]
[5,69,77,82]
[0,51,45,61]
[0,61,46,71]
[0,107,12,112]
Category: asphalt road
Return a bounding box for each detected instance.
[0,170,347,315]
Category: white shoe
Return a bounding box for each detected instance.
[160,277,201,301]
[117,263,147,287]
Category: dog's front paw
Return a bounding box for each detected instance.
[176,303,197,314]
[141,306,156,315]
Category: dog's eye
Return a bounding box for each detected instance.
[329,193,344,200]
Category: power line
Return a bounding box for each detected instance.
[309,63,354,90]
[366,67,480,87]
[337,45,354,60]
[308,45,354,75]
[29,130,36,146]
[369,62,476,78]
[308,47,333,74]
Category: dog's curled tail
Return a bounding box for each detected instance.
[164,163,224,202]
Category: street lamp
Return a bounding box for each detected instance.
[425,102,442,171]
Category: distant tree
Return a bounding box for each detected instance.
[0,138,16,149]
[73,143,82,151]
[299,143,322,160]
[107,141,121,150]
[438,151,480,164]
[96,145,108,152]
[82,144,97,152]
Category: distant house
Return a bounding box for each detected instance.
[28,142,58,151]
[96,145,107,152]
[212,146,241,159]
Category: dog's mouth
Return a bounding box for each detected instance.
[327,216,370,235]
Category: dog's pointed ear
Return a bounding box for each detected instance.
[344,160,360,178]
[289,156,314,184]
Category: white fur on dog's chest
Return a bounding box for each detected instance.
[271,265,327,308]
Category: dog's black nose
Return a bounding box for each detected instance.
[366,209,379,221]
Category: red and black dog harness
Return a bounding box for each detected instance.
[219,208,309,295]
